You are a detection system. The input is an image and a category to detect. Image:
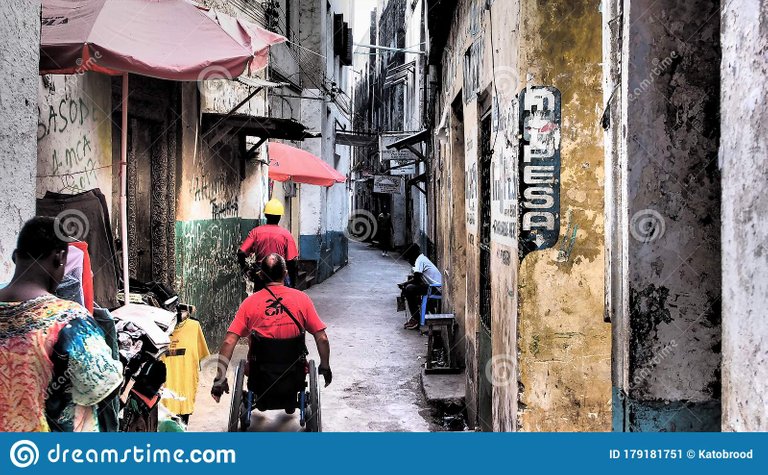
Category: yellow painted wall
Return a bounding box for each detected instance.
[515,0,611,431]
[432,0,610,431]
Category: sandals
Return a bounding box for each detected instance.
[404,319,420,330]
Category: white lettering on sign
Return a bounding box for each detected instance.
[522,212,555,231]
[519,86,561,253]
[523,186,555,209]
[523,165,555,184]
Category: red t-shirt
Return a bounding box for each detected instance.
[228,285,326,339]
[240,224,299,262]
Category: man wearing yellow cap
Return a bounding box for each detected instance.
[238,199,299,287]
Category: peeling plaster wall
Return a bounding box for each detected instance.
[432,95,469,391]
[298,90,327,247]
[0,1,39,282]
[431,0,610,431]
[610,0,722,431]
[720,0,768,432]
[434,2,476,420]
[176,82,267,346]
[515,0,610,432]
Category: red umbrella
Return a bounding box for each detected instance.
[268,143,346,187]
[40,0,285,300]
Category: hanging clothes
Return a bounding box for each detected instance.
[64,245,85,306]
[69,242,95,314]
[160,318,210,417]
[37,189,119,309]
[56,275,85,307]
[93,307,120,432]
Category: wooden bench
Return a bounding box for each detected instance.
[424,314,461,374]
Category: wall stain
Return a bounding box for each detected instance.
[629,284,673,370]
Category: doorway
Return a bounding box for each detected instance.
[477,110,494,431]
[115,76,179,286]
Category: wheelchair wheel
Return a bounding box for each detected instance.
[305,360,322,432]
[227,359,246,432]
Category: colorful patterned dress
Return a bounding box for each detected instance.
[0,295,123,432]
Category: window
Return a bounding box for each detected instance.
[463,40,482,103]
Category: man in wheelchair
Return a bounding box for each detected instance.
[210,254,332,430]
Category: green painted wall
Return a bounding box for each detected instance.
[175,218,259,346]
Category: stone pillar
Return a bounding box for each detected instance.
[606,0,722,431]
[0,1,40,281]
[720,0,768,432]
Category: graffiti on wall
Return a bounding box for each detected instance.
[37,86,106,195]
[518,86,561,259]
[192,171,240,220]
[175,218,249,346]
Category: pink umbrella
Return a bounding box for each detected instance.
[40,0,285,79]
[268,143,346,187]
[40,0,285,299]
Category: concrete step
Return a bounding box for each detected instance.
[419,368,466,406]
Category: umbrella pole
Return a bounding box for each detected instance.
[120,73,129,303]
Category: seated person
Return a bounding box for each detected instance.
[211,253,332,403]
[400,244,442,330]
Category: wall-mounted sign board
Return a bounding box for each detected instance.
[380,133,418,175]
[373,175,405,195]
[519,86,561,260]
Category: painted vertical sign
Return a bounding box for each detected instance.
[518,86,561,259]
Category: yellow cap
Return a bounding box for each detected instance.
[264,198,285,216]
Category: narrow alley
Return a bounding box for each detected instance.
[2,0,768,450]
[190,242,437,432]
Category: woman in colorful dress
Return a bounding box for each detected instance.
[0,216,122,432]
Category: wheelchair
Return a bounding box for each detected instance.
[228,331,322,432]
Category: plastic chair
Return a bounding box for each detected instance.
[420,284,442,326]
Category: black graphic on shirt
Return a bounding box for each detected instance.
[265,297,285,317]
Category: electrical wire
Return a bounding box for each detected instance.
[231,1,351,121]
[273,2,352,121]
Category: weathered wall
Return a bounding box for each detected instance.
[514,0,610,432]
[433,95,468,378]
[431,0,611,431]
[37,74,113,212]
[296,0,352,281]
[298,90,327,265]
[432,0,483,429]
[176,82,267,346]
[720,0,768,432]
[0,1,40,282]
[608,0,722,431]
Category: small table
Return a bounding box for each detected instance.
[424,314,461,374]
